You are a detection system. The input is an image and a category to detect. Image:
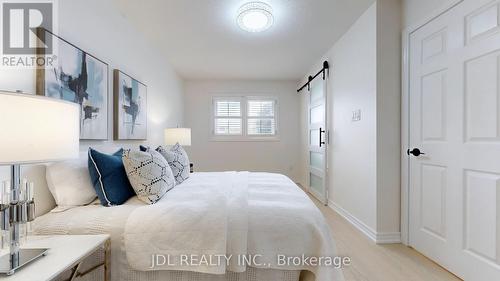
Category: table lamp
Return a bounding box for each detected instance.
[0,91,79,275]
[165,128,193,172]
[164,128,191,146]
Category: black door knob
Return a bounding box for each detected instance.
[407,148,425,157]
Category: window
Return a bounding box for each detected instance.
[212,97,278,140]
[247,100,276,135]
[214,99,242,135]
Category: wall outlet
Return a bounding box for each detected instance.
[352,109,361,122]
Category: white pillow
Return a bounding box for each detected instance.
[156,143,190,184]
[46,157,97,206]
[122,149,176,204]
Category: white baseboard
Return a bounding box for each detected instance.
[328,200,401,244]
[375,232,402,244]
[328,200,378,242]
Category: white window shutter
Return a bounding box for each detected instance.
[216,101,241,117]
[213,98,277,138]
[248,100,274,117]
[247,100,276,136]
[215,118,242,135]
[214,100,242,135]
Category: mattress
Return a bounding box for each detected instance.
[34,179,304,281]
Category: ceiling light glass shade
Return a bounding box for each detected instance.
[0,91,80,165]
[237,2,274,32]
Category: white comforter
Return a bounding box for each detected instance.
[124,172,343,281]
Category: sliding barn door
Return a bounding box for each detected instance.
[409,0,500,279]
[308,77,328,205]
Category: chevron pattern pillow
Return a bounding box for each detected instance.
[122,149,176,204]
[156,143,190,184]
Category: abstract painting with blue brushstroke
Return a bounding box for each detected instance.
[115,70,147,140]
[43,34,108,140]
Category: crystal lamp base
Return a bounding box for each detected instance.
[0,248,48,275]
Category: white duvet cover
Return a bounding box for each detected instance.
[35,172,344,281]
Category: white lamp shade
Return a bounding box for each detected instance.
[165,128,191,146]
[0,92,80,165]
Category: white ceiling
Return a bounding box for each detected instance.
[113,0,375,80]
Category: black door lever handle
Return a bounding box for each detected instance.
[407,148,425,157]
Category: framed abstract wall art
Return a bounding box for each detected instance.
[36,29,109,140]
[113,70,147,140]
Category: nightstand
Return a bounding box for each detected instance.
[0,235,110,281]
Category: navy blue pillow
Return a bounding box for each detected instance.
[88,148,136,206]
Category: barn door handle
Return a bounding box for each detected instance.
[319,128,326,147]
[407,148,425,157]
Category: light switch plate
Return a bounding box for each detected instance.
[352,109,361,122]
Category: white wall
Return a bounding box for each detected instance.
[1,0,184,143]
[0,0,184,214]
[185,80,301,182]
[299,0,402,240]
[376,0,402,234]
[300,4,378,231]
[403,0,451,27]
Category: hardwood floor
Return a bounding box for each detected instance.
[312,198,462,281]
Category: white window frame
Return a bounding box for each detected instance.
[211,96,279,142]
[246,97,278,137]
[212,97,244,136]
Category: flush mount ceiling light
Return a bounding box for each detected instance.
[237,2,274,33]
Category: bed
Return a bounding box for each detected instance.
[33,171,344,281]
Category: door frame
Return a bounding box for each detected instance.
[400,0,464,245]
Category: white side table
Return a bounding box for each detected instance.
[0,235,110,281]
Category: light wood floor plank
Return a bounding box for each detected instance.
[313,197,462,281]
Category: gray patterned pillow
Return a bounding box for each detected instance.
[122,149,176,204]
[156,143,190,184]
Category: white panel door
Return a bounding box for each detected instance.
[308,77,328,205]
[409,0,500,280]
